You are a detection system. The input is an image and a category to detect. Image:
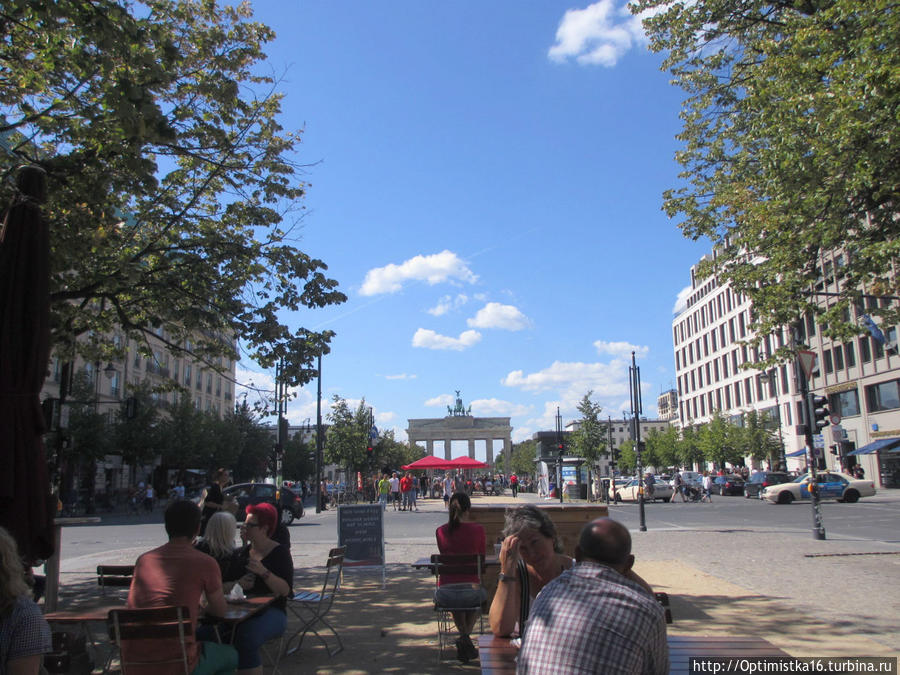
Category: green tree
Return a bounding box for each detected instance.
[220,401,271,482]
[738,409,782,470]
[506,440,539,478]
[698,412,743,469]
[65,371,113,506]
[635,0,900,352]
[0,0,346,384]
[324,396,370,476]
[676,426,704,471]
[618,440,637,475]
[568,392,606,500]
[282,433,315,483]
[113,382,163,482]
[648,426,679,471]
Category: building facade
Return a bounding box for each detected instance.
[656,390,679,422]
[672,252,900,488]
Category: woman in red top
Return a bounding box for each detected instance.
[435,492,486,662]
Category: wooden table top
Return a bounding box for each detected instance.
[477,633,791,674]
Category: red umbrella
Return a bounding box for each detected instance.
[0,166,55,563]
[401,455,456,470]
[450,456,489,469]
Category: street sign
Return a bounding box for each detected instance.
[813,434,824,448]
[831,424,846,440]
[829,413,841,426]
[798,350,817,380]
[369,425,378,440]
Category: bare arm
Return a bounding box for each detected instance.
[489,535,522,637]
[204,585,228,618]
[246,556,290,597]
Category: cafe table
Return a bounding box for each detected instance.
[202,595,278,643]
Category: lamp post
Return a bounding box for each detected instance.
[629,351,646,532]
[315,351,324,514]
[555,407,564,504]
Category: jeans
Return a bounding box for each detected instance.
[232,607,286,669]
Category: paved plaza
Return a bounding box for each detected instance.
[53,491,899,673]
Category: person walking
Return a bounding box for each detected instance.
[509,473,519,498]
[701,471,713,502]
[389,471,401,511]
[671,472,685,503]
[377,474,390,507]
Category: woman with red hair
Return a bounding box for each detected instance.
[233,502,292,674]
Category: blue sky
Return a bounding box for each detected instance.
[234,0,709,454]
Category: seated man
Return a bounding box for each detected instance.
[517,518,669,675]
[127,500,237,674]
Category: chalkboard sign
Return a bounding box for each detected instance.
[338,504,384,569]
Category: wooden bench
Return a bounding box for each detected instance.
[478,634,790,674]
[97,565,134,595]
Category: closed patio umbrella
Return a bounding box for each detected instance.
[0,165,55,563]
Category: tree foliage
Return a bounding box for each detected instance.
[506,440,539,478]
[569,392,607,465]
[636,0,900,352]
[645,426,679,471]
[0,0,346,384]
[324,396,371,476]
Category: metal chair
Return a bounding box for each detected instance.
[281,546,345,659]
[431,553,485,661]
[107,605,192,674]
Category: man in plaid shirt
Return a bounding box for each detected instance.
[516,518,669,674]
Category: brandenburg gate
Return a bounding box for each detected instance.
[407,391,513,465]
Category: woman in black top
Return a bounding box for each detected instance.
[233,502,293,674]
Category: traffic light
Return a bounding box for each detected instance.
[366,444,373,456]
[807,393,829,432]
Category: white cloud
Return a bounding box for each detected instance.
[384,373,417,380]
[425,394,455,407]
[673,284,691,314]
[360,250,477,296]
[412,328,482,351]
[467,302,531,331]
[427,293,469,316]
[548,0,647,67]
[593,340,649,359]
[235,365,319,425]
[470,398,532,417]
[502,360,629,395]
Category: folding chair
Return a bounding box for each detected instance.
[431,553,485,661]
[107,605,192,674]
[97,565,134,596]
[282,546,345,658]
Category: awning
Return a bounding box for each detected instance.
[847,438,900,455]
[786,449,807,457]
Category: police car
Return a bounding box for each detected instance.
[760,471,876,504]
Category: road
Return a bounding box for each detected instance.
[58,491,900,567]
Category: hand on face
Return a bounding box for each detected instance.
[499,535,520,575]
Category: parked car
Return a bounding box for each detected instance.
[744,471,790,499]
[760,472,876,504]
[610,478,673,503]
[714,475,745,496]
[223,482,304,525]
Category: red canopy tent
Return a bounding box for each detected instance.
[450,456,489,469]
[401,455,456,470]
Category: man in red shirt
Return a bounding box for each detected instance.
[127,500,237,674]
[400,472,414,511]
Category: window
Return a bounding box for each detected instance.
[860,338,871,363]
[745,378,753,404]
[734,382,741,406]
[823,349,833,374]
[833,346,844,371]
[888,327,898,354]
[724,387,731,408]
[215,377,221,397]
[873,336,884,360]
[844,342,856,367]
[206,373,213,394]
[172,359,180,384]
[721,356,728,378]
[184,364,192,387]
[866,379,900,412]
[196,369,203,390]
[829,389,860,417]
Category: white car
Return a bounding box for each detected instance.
[610,478,673,503]
[761,472,876,504]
